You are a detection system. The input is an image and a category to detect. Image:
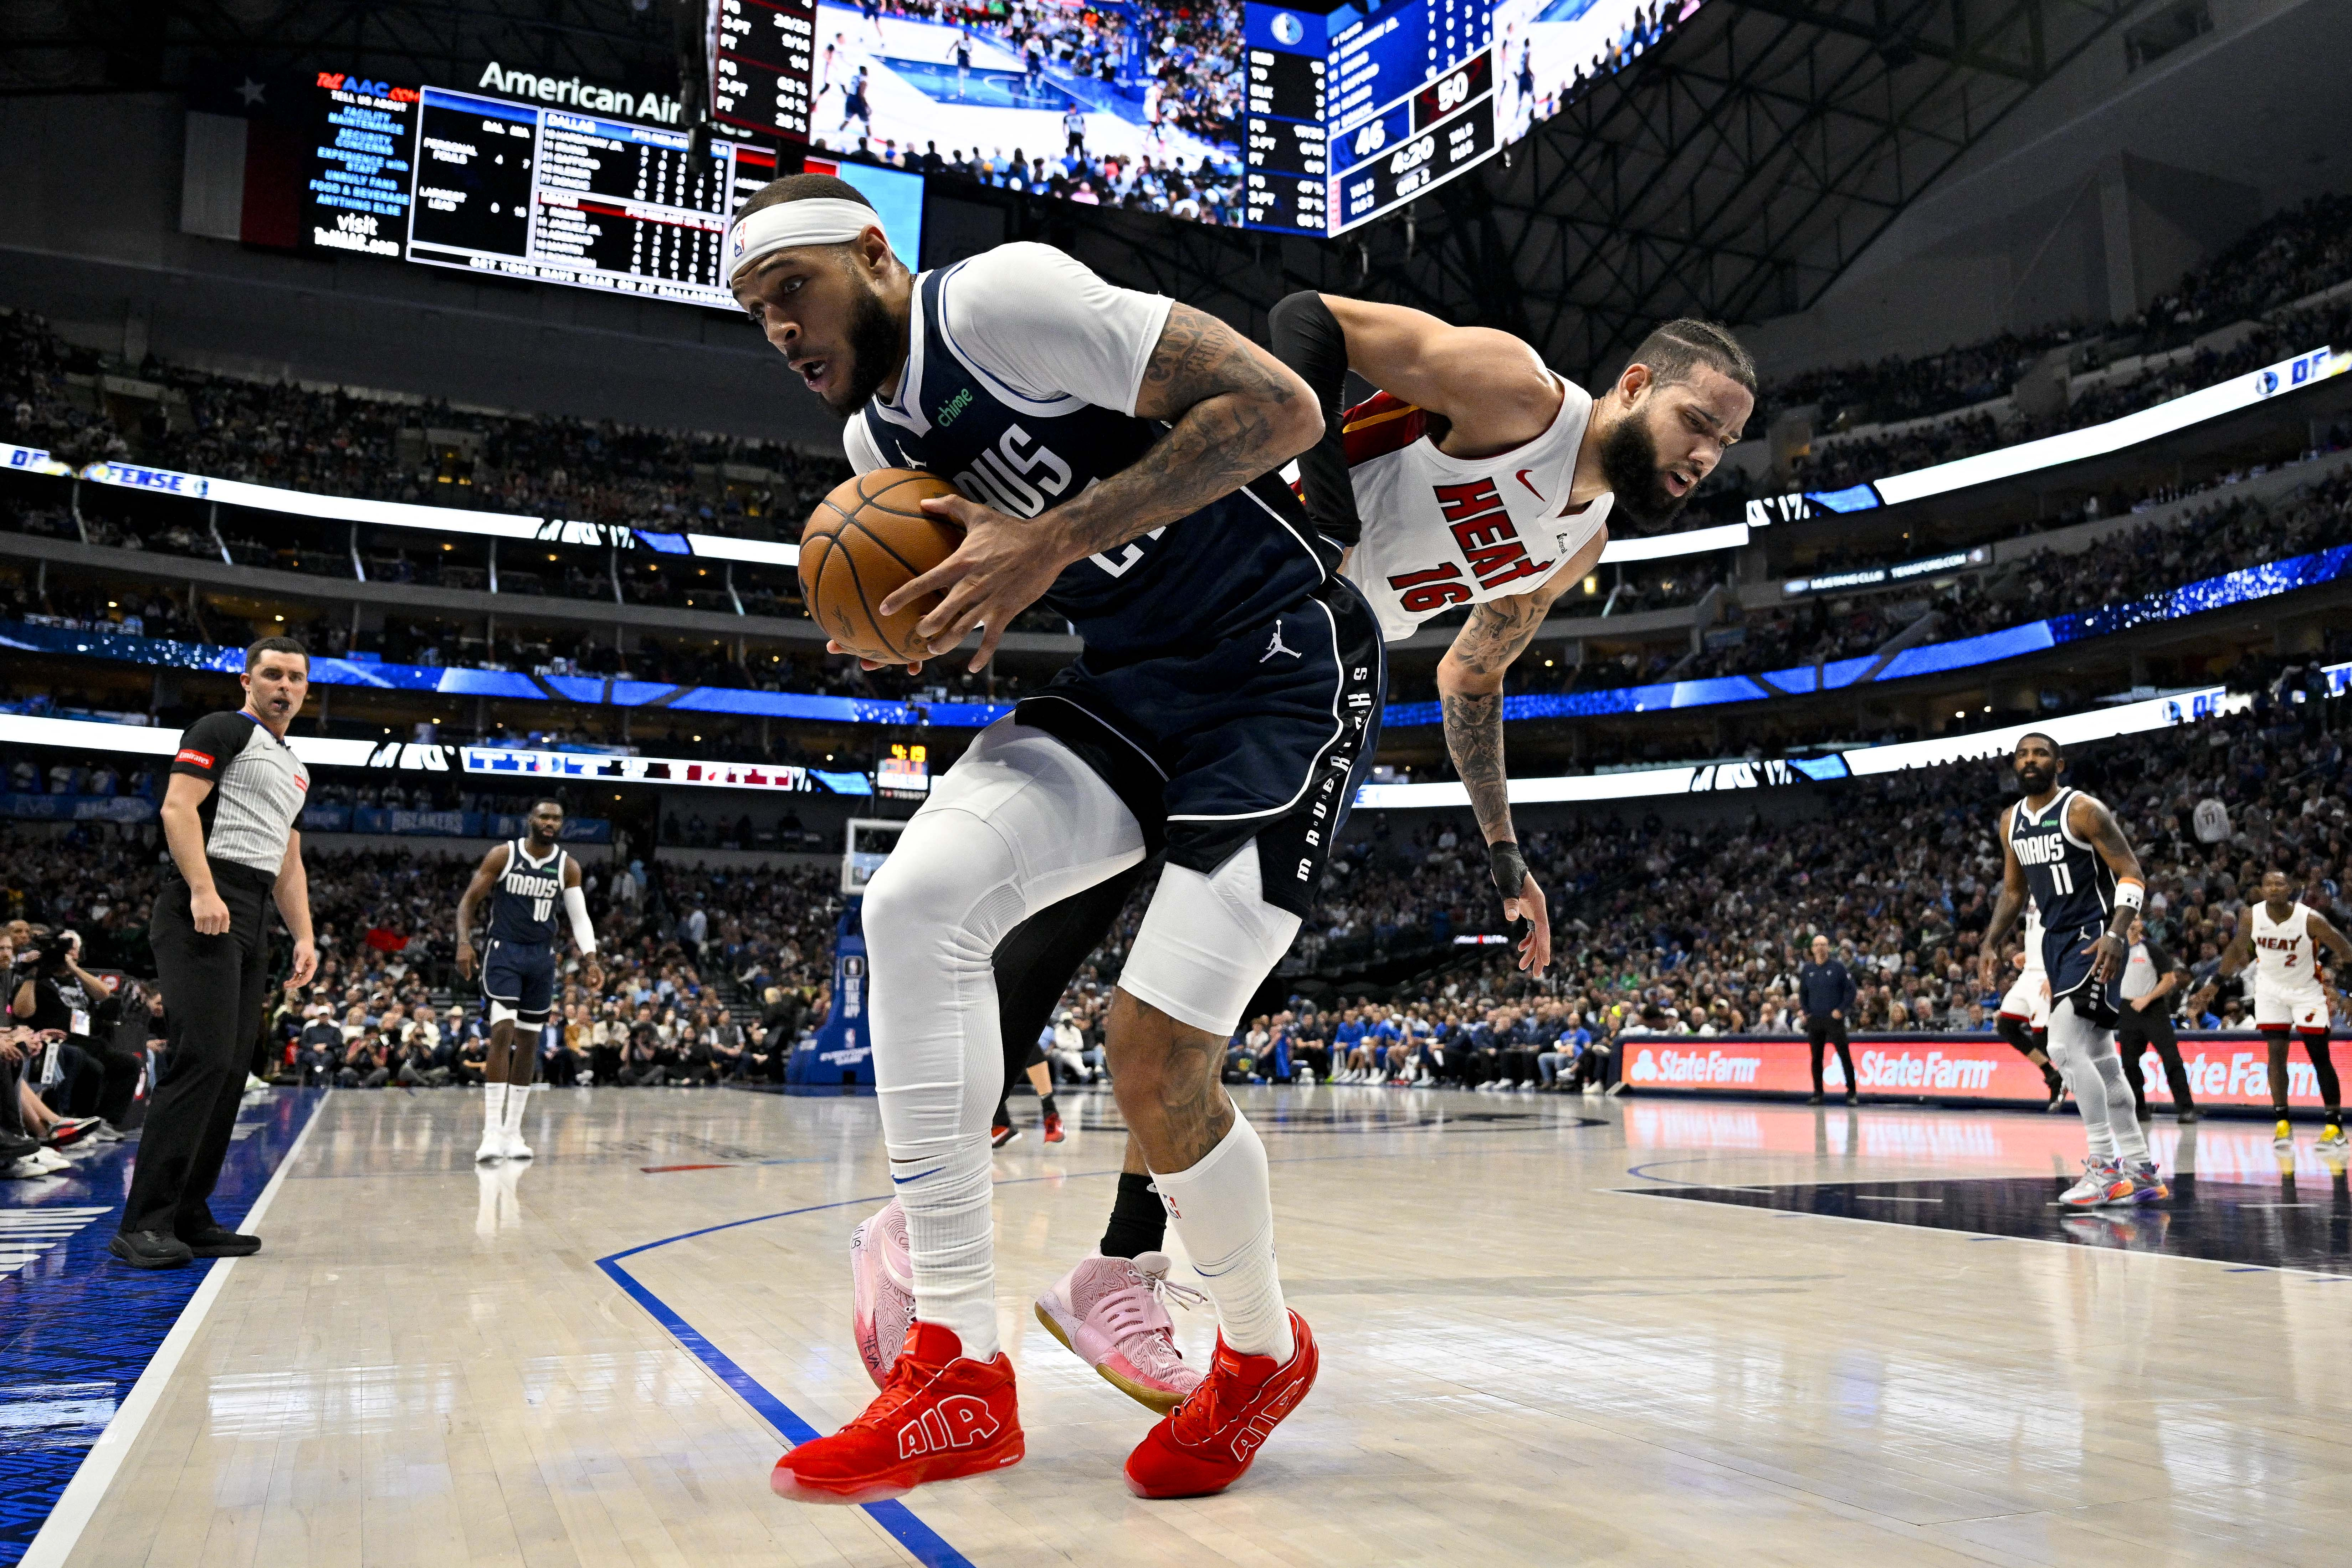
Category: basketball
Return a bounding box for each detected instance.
[799,468,964,663]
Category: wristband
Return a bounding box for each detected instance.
[2114,878,2144,911]
[1488,841,1529,908]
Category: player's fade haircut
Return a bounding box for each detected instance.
[245,634,309,670]
[2015,730,2063,757]
[1627,319,1758,397]
[736,172,876,228]
[529,795,565,814]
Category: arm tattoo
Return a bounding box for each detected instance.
[1046,304,1308,560]
[1443,691,1511,846]
[1439,596,1550,845]
[2076,796,2144,937]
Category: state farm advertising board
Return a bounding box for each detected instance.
[1621,1033,2340,1110]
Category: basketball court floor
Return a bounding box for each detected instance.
[7,1082,2351,1566]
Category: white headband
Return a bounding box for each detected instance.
[727,198,884,278]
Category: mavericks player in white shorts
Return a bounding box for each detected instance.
[2201,867,2352,1150]
[1993,903,2066,1107]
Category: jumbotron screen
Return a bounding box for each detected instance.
[710,0,1698,236]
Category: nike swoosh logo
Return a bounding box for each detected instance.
[1515,469,1544,501]
[891,1168,940,1185]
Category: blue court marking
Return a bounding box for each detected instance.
[593,1169,1124,1568]
[597,1137,1592,1562]
[0,1091,324,1567]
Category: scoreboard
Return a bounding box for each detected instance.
[293,73,782,312]
[406,88,777,307]
[709,0,818,145]
[1244,0,1499,236]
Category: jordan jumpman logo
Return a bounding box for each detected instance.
[1260,626,1300,662]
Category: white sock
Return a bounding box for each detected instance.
[502,1083,530,1140]
[1152,1114,1295,1363]
[893,1136,1000,1360]
[482,1081,508,1136]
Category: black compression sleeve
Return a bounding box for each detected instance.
[1267,291,1362,548]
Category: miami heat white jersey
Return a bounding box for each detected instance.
[2020,904,2044,978]
[2251,901,2324,998]
[1340,373,1614,644]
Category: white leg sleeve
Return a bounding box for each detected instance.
[2050,997,2148,1164]
[1151,1113,1295,1363]
[860,720,1146,1357]
[1119,843,1302,1038]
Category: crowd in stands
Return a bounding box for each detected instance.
[1770,196,2352,496]
[1484,459,2352,697]
[2,308,851,541]
[2,681,2346,1136]
[1765,195,2352,432]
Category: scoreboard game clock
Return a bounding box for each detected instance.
[710,0,818,145]
[1326,0,1496,234]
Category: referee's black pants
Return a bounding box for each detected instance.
[123,863,274,1239]
[2117,1004,2194,1116]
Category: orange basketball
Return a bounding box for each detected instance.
[799,468,964,663]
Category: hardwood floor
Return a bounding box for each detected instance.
[42,1085,2352,1566]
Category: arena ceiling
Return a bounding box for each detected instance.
[6,0,2146,383]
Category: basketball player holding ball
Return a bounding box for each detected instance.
[729,174,1379,1503]
[847,296,1759,1415]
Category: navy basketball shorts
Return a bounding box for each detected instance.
[481,938,558,1027]
[2043,922,2120,1029]
[1014,579,1386,921]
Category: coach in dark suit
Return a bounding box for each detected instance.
[1797,934,1858,1106]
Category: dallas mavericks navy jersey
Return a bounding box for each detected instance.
[852,259,1336,660]
[2010,788,2117,998]
[487,839,567,947]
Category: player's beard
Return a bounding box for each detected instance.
[821,278,905,420]
[2015,761,2056,796]
[1598,407,1690,533]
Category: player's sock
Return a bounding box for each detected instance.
[482,1081,508,1139]
[1151,1115,1295,1363]
[2082,1042,2148,1163]
[501,1081,529,1141]
[1098,1171,1168,1259]
[1039,1091,1058,1120]
[892,1137,1000,1359]
[2305,1034,2341,1107]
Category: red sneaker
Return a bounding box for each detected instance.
[1042,1112,1065,1143]
[771,1321,1023,1504]
[1122,1311,1316,1499]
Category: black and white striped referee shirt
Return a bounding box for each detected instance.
[170,710,309,875]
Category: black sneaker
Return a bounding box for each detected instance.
[180,1226,262,1257]
[2177,1108,2200,1124]
[108,1230,195,1269]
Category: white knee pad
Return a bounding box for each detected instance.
[2047,997,2113,1068]
[1119,843,1301,1037]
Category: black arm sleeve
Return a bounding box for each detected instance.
[1267,291,1362,548]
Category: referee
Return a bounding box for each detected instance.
[110,637,318,1269]
[2117,914,2198,1123]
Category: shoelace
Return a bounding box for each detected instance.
[844,1352,943,1433]
[1098,1267,1210,1374]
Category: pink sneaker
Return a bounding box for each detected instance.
[1033,1251,1206,1414]
[850,1198,914,1389]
